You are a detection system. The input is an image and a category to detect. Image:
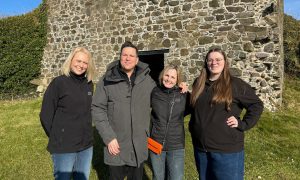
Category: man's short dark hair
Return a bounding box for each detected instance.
[120,41,138,56]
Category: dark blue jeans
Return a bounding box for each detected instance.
[194,147,244,180]
[51,146,93,180]
[150,149,185,180]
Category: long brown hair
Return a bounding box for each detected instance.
[190,48,232,110]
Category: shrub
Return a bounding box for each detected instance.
[0,1,47,97]
[283,15,300,77]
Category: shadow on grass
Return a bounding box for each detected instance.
[92,127,152,179]
[92,127,109,179]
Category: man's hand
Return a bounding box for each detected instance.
[107,138,120,155]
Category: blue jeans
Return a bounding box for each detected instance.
[51,146,93,180]
[193,148,244,180]
[150,149,185,180]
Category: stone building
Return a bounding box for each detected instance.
[41,0,284,110]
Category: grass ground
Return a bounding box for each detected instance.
[0,77,299,179]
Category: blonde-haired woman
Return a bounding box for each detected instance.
[150,64,190,180]
[40,47,96,180]
[189,48,263,180]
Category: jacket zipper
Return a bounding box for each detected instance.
[162,92,175,149]
[128,78,138,165]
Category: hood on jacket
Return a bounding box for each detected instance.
[104,60,151,83]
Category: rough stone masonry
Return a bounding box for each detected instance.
[41,0,284,111]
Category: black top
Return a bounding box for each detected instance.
[40,72,93,153]
[150,85,190,151]
[189,76,264,153]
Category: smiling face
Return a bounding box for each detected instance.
[207,51,225,80]
[120,47,139,76]
[162,68,178,89]
[70,52,89,75]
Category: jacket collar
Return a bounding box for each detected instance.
[69,71,86,82]
[158,84,180,93]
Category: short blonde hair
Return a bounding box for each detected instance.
[158,64,183,87]
[61,47,96,82]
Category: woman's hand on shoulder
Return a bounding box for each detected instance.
[179,82,189,93]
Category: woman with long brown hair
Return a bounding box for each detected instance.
[189,48,263,180]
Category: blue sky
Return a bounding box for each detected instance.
[0,0,299,20]
[284,0,300,20]
[0,0,42,17]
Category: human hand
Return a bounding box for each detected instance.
[179,82,189,93]
[107,138,120,155]
[226,116,238,128]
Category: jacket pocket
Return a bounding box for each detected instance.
[104,147,122,164]
[53,110,82,146]
[231,128,244,142]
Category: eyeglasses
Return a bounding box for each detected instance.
[206,58,224,63]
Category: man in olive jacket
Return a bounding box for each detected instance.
[92,41,156,180]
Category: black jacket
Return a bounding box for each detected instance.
[40,72,93,153]
[189,77,263,153]
[150,85,190,151]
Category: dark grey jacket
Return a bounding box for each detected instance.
[91,61,156,167]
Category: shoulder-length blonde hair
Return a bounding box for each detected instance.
[61,47,96,82]
[190,48,232,110]
[158,64,183,87]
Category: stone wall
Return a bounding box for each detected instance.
[41,0,283,110]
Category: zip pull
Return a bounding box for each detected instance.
[170,101,175,106]
[170,93,175,108]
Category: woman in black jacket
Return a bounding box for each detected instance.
[40,47,96,180]
[150,64,190,180]
[189,48,263,180]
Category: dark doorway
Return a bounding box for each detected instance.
[138,49,168,83]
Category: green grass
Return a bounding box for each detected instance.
[0,77,299,179]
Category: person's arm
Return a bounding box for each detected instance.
[40,79,59,137]
[179,82,189,93]
[236,81,264,131]
[184,91,192,116]
[91,78,118,146]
